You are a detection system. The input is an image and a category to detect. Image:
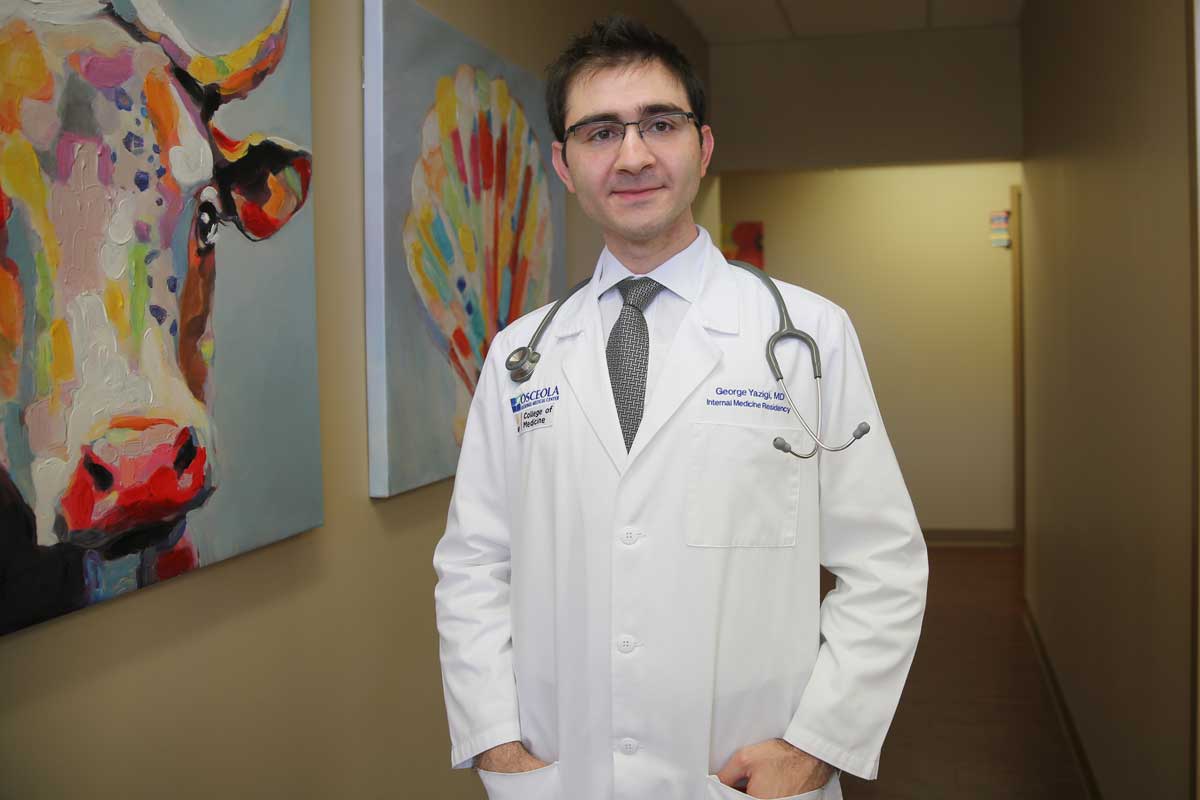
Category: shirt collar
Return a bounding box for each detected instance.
[595,226,711,305]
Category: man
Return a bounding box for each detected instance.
[433,17,927,800]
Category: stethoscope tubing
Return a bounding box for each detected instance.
[505,260,869,457]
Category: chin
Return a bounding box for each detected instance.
[608,208,670,237]
[614,213,687,245]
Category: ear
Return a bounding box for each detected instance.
[699,124,715,178]
[550,140,576,194]
[211,127,312,241]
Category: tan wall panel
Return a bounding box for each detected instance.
[694,174,722,242]
[1022,1,1193,796]
[710,27,1022,171]
[1195,6,1200,797]
[722,163,1021,532]
[0,2,706,798]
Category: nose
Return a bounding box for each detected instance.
[58,420,212,540]
[614,127,656,173]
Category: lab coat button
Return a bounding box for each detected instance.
[617,635,638,654]
[619,738,639,755]
[620,529,642,546]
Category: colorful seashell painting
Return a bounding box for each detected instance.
[364,0,565,497]
[404,64,554,441]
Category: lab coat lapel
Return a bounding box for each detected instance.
[628,246,739,463]
[558,285,628,473]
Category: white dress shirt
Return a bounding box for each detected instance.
[596,226,709,404]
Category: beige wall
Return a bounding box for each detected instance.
[693,174,722,240]
[710,27,1022,172]
[0,2,705,798]
[722,163,1021,533]
[1022,1,1194,796]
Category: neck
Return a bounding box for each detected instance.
[605,215,699,275]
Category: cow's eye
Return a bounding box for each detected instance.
[196,202,220,251]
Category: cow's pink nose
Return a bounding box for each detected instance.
[59,420,212,539]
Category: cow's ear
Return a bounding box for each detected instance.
[212,127,311,241]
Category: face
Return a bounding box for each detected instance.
[0,13,310,550]
[551,60,714,251]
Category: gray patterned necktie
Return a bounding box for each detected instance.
[607,277,666,451]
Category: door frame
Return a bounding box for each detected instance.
[1010,184,1026,556]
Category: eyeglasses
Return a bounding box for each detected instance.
[563,111,699,157]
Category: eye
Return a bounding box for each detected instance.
[195,201,220,251]
[584,124,619,144]
[646,116,679,135]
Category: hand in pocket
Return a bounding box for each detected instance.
[715,738,832,798]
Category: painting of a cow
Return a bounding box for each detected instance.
[0,0,320,635]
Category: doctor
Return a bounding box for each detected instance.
[433,16,928,800]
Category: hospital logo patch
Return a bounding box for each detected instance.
[510,385,559,412]
[510,385,559,435]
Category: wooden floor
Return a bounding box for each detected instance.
[831,547,1090,800]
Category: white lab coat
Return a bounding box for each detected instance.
[433,238,928,800]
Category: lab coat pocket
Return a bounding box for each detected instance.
[704,771,840,799]
[477,761,561,800]
[686,421,804,547]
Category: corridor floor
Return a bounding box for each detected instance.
[835,547,1090,800]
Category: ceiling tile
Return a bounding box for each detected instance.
[672,0,794,44]
[931,0,1024,28]
[779,0,928,37]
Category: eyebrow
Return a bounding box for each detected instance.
[567,103,689,129]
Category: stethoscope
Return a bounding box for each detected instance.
[505,261,870,458]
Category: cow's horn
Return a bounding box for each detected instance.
[108,0,291,102]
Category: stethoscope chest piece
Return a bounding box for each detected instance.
[505,346,539,383]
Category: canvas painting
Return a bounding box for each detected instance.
[364,0,566,497]
[722,221,765,269]
[0,0,322,635]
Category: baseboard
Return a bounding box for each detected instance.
[922,528,1017,547]
[1023,606,1105,800]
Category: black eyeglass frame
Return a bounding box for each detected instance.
[561,111,701,163]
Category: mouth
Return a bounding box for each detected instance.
[53,515,193,559]
[611,186,663,201]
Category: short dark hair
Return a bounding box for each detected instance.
[545,16,707,143]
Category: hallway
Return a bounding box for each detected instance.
[839,547,1089,799]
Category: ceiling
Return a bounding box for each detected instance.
[671,0,1024,44]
